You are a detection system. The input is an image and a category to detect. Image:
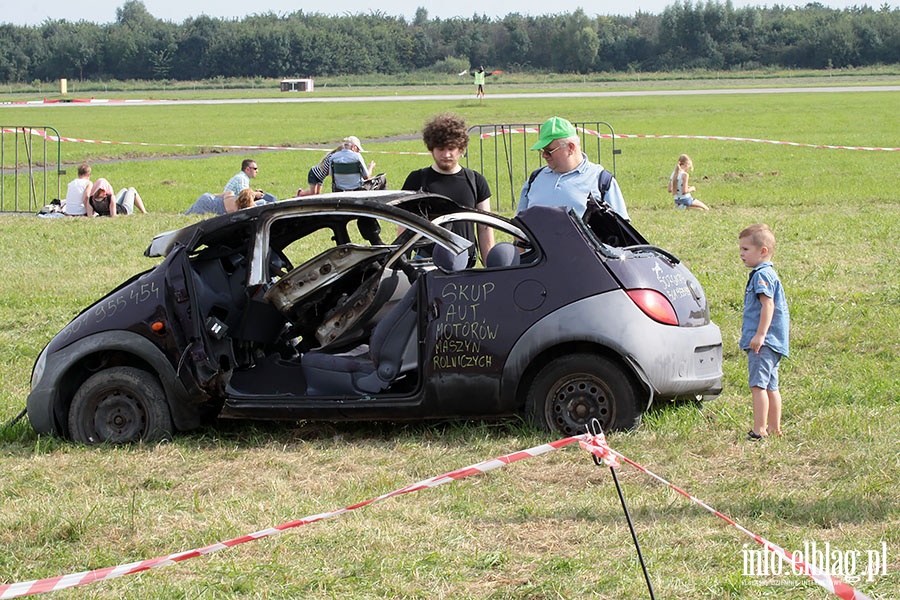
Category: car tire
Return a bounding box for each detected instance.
[68,366,173,445]
[526,353,641,436]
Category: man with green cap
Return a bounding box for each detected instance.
[517,117,629,220]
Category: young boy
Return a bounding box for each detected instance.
[739,224,790,440]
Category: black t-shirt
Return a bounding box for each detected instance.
[401,167,491,254]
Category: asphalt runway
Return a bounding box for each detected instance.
[4,85,899,108]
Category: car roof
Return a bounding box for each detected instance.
[146,191,476,258]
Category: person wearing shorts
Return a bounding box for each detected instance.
[739,224,790,440]
[669,154,710,210]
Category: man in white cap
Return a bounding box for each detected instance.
[328,136,376,192]
[517,116,629,220]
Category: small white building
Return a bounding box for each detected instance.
[280,78,315,92]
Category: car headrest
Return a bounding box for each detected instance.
[485,242,520,268]
[432,245,468,272]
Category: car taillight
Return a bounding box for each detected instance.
[626,289,679,326]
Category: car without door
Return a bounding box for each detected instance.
[27,191,723,444]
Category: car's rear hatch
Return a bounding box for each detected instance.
[582,203,711,328]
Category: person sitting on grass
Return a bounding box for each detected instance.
[224,159,278,203]
[63,163,92,216]
[88,178,148,217]
[297,136,375,195]
[668,154,710,211]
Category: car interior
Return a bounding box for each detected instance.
[190,208,533,398]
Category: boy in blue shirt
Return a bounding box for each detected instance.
[739,224,790,440]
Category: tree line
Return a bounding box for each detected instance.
[1,0,899,82]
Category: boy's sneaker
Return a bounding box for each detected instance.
[747,430,766,441]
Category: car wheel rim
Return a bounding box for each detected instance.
[92,392,146,443]
[547,375,612,436]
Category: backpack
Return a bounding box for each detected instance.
[360,173,388,191]
[526,167,613,201]
[417,167,479,204]
[415,167,480,266]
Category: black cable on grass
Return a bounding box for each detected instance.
[1,407,27,432]
[589,418,656,600]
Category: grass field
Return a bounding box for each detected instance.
[1,79,898,599]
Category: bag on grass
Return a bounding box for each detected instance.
[360,173,387,191]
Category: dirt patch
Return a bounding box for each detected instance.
[720,171,781,180]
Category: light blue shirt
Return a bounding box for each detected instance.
[740,262,790,357]
[517,154,630,220]
[224,171,250,196]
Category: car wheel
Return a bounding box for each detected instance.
[526,353,641,436]
[68,367,173,445]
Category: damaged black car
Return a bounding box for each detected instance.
[27,191,723,444]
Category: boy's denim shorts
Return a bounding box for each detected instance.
[746,346,782,390]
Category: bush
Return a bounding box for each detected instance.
[427,56,469,75]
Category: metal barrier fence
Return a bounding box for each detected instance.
[1,122,619,214]
[465,121,619,213]
[0,126,63,213]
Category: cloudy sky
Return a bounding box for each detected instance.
[6,0,897,26]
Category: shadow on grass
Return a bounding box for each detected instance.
[469,473,896,529]
[3,397,688,456]
[201,416,542,448]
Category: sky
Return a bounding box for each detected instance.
[6,0,898,27]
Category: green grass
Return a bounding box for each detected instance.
[5,87,899,213]
[0,81,898,599]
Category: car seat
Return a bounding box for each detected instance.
[301,245,465,395]
[484,242,520,268]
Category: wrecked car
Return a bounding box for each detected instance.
[27,191,722,444]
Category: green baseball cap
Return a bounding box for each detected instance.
[531,117,577,150]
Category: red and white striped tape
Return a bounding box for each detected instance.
[1,98,157,106]
[0,127,430,156]
[5,126,897,154]
[479,126,900,152]
[579,435,875,600]
[0,433,877,599]
[0,436,580,598]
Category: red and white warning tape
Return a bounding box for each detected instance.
[0,127,430,156]
[479,126,900,152]
[579,435,875,600]
[1,98,158,106]
[0,434,876,599]
[0,437,580,598]
[5,126,897,154]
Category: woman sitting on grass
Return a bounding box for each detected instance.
[88,178,148,217]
